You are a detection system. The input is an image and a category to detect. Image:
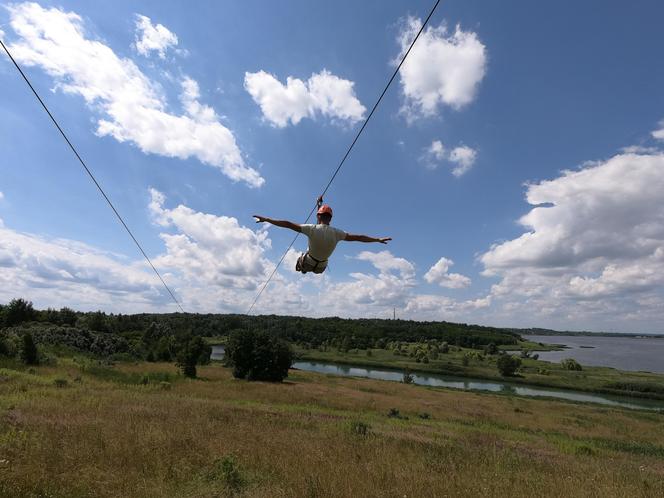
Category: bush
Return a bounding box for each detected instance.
[402,369,414,384]
[21,333,39,365]
[496,355,521,376]
[53,378,68,388]
[225,329,293,382]
[207,455,245,492]
[348,420,370,436]
[561,358,583,371]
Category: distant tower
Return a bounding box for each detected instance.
[393,307,396,320]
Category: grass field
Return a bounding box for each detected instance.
[1,359,664,497]
[295,346,664,400]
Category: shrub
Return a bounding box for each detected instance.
[21,333,39,365]
[53,378,68,388]
[402,370,414,384]
[207,455,245,492]
[561,358,583,371]
[461,354,470,367]
[348,420,370,436]
[496,355,521,376]
[418,412,431,420]
[485,342,498,355]
[225,329,293,382]
[440,342,449,354]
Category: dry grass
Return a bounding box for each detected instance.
[0,361,663,497]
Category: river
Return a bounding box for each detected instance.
[527,334,664,373]
[210,346,664,411]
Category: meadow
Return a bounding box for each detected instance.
[1,358,663,497]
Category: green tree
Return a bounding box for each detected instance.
[175,334,211,378]
[5,298,36,327]
[225,329,293,382]
[59,307,78,326]
[496,354,521,376]
[21,333,39,365]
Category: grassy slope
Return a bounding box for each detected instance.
[1,360,664,497]
[295,346,664,399]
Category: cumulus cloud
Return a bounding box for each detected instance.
[134,15,178,59]
[396,17,486,120]
[420,140,445,169]
[0,191,4,200]
[424,257,471,289]
[244,69,366,127]
[323,250,416,311]
[480,151,664,330]
[148,188,271,289]
[0,220,169,311]
[653,120,664,141]
[449,145,477,176]
[5,2,263,187]
[420,140,476,176]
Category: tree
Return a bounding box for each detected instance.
[59,307,78,326]
[496,355,521,377]
[175,334,211,378]
[21,333,39,365]
[225,329,293,382]
[5,298,36,327]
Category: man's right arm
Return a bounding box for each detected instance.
[253,215,302,233]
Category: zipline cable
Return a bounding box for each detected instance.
[0,39,185,313]
[246,0,441,315]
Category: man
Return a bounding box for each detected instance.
[253,197,391,274]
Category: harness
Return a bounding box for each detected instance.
[304,252,328,272]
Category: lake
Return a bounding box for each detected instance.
[210,346,664,411]
[527,335,664,373]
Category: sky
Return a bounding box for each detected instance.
[1,0,664,333]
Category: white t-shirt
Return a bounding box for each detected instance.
[300,224,347,261]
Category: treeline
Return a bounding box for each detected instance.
[0,298,521,358]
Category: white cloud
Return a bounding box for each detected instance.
[0,191,4,201]
[420,140,476,176]
[6,2,263,187]
[449,145,477,176]
[653,120,664,141]
[479,151,664,330]
[396,17,487,120]
[148,188,271,290]
[134,15,178,59]
[0,219,168,312]
[424,257,471,289]
[420,140,445,169]
[244,69,366,127]
[323,250,416,311]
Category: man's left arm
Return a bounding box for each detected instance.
[344,233,391,244]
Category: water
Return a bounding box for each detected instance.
[527,335,664,373]
[210,346,664,411]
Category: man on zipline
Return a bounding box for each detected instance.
[253,196,391,274]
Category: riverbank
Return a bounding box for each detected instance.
[295,346,664,401]
[1,358,663,497]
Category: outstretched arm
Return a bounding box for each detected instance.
[253,215,302,233]
[345,233,391,244]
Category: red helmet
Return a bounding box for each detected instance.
[317,204,333,217]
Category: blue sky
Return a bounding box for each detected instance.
[1,0,664,333]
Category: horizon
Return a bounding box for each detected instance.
[2,1,664,333]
